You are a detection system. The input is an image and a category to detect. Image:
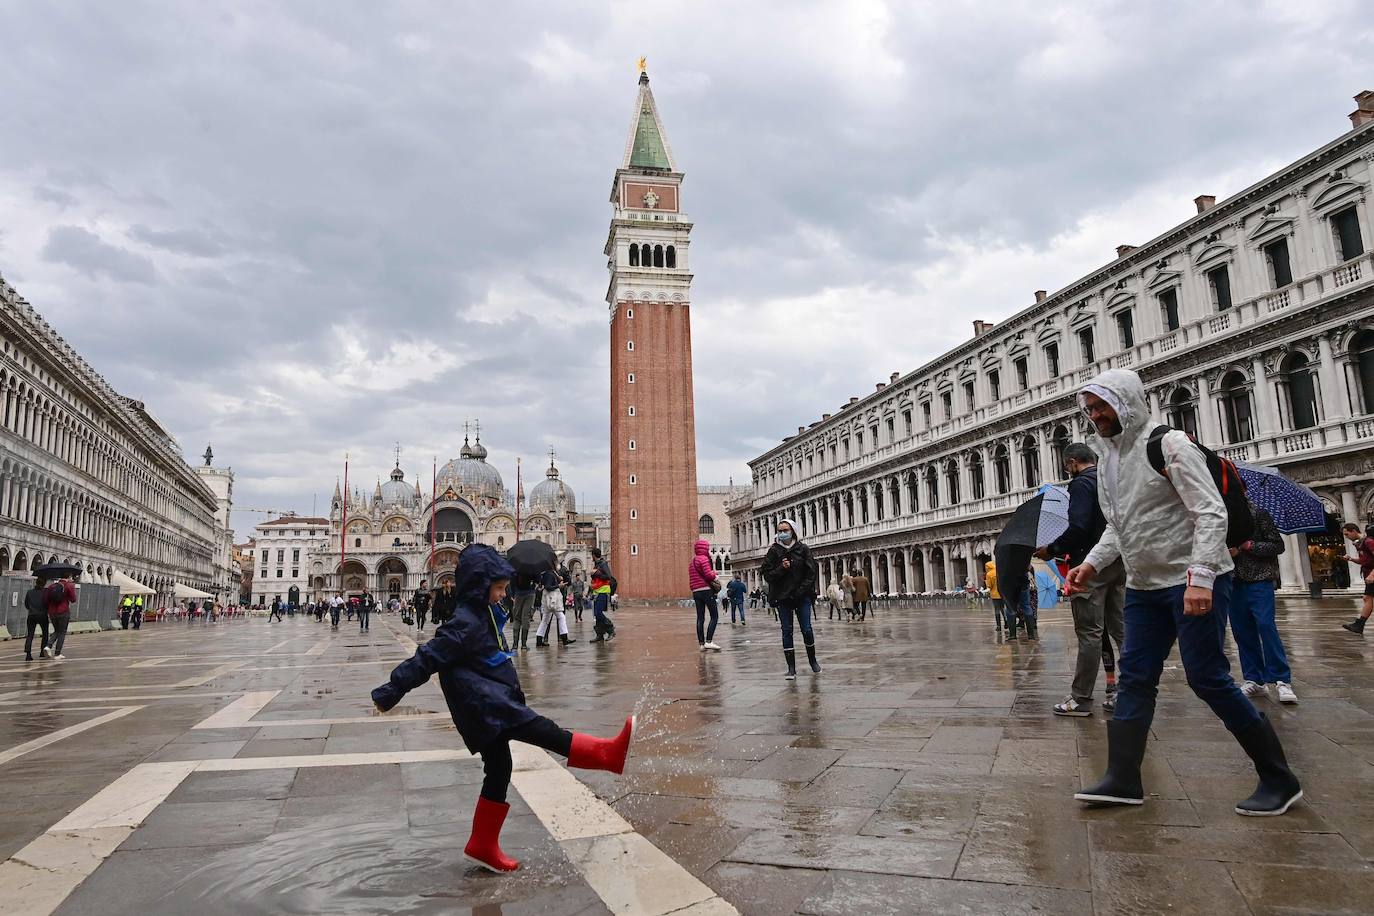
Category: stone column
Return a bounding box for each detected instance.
[919,546,932,594]
[1278,533,1304,590]
[965,539,979,587]
[1251,356,1278,439]
[942,546,955,592]
[1198,377,1225,445]
[1341,489,1360,526]
[1318,335,1350,422]
[902,548,915,595]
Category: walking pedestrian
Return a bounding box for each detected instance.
[414,579,432,630]
[840,571,856,622]
[45,575,77,660]
[851,568,872,621]
[1229,506,1296,703]
[329,593,343,629]
[588,548,616,642]
[1340,523,1374,634]
[571,573,587,622]
[985,558,1015,637]
[689,539,723,651]
[270,597,284,622]
[359,591,374,632]
[1037,442,1125,718]
[508,570,537,652]
[132,595,144,629]
[432,579,458,628]
[1069,369,1302,816]
[534,565,576,647]
[23,577,51,661]
[760,519,821,679]
[119,594,134,630]
[372,544,637,873]
[727,572,747,625]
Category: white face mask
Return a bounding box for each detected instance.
[776,530,793,544]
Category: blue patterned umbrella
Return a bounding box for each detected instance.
[1236,464,1326,534]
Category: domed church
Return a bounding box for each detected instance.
[310,428,600,601]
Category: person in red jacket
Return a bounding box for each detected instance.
[689,539,723,652]
[46,575,78,660]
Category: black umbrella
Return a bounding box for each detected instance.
[994,485,1071,610]
[34,562,81,580]
[504,539,557,579]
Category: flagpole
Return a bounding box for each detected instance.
[340,453,349,594]
[430,455,437,574]
[515,458,523,539]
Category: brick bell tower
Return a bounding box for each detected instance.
[605,65,698,599]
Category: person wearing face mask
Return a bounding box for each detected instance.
[760,519,821,680]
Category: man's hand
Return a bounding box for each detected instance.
[1228,547,1239,558]
[1183,585,1213,616]
[1032,547,1050,560]
[1064,563,1097,596]
[781,558,791,569]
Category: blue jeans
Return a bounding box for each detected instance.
[1228,580,1291,684]
[593,593,613,631]
[694,590,719,644]
[776,596,815,651]
[1114,573,1260,735]
[730,597,745,622]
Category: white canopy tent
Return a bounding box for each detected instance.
[173,583,214,600]
[111,570,155,595]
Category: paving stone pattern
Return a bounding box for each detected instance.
[0,597,1371,914]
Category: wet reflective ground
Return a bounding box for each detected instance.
[1,597,1372,914]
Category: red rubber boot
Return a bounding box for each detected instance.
[567,715,637,774]
[463,796,520,873]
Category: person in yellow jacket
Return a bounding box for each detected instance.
[985,560,1015,638]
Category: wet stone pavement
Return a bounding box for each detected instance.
[0,597,1371,915]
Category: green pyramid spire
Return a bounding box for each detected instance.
[629,101,670,169]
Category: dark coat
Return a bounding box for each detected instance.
[431,587,458,621]
[1047,466,1108,567]
[372,545,536,753]
[761,540,817,604]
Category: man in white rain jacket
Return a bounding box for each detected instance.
[1067,369,1301,817]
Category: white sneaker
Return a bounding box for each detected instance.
[699,644,707,652]
[54,654,66,661]
[1275,682,1298,704]
[1241,680,1266,698]
[41,646,52,658]
[704,641,723,652]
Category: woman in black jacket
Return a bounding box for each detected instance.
[760,519,822,679]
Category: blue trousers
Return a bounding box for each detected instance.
[777,597,814,651]
[1228,580,1291,684]
[730,597,745,622]
[1114,573,1260,735]
[593,593,613,631]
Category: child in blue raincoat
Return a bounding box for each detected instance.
[373,544,636,873]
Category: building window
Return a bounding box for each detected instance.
[856,431,864,453]
[277,549,285,563]
[291,568,298,577]
[940,391,952,421]
[1263,238,1293,288]
[354,538,362,548]
[970,452,985,500]
[987,369,1001,401]
[629,245,639,267]
[630,544,638,556]
[666,245,676,268]
[1354,330,1374,414]
[1115,309,1135,349]
[1282,352,1319,430]
[1020,436,1040,485]
[629,509,637,520]
[1220,371,1254,443]
[628,406,636,416]
[1044,343,1060,378]
[699,514,715,534]
[629,474,637,484]
[626,308,634,319]
[627,373,635,383]
[1009,357,1026,392]
[1159,288,1181,332]
[292,548,299,562]
[1207,265,1233,311]
[1333,207,1365,261]
[963,381,976,412]
[944,460,960,504]
[1168,387,1200,438]
[1051,425,1071,473]
[261,549,268,563]
[1077,327,1096,365]
[993,445,1011,494]
[628,440,636,450]
[902,410,913,437]
[842,438,850,460]
[260,568,267,579]
[276,569,283,578]
[885,417,894,442]
[924,467,939,509]
[921,402,931,427]
[627,341,634,351]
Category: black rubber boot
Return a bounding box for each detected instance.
[589,620,606,643]
[783,648,797,680]
[1343,616,1367,634]
[1074,718,1149,806]
[1233,714,1303,816]
[559,632,577,645]
[1027,617,1039,641]
[805,641,821,674]
[535,635,547,648]
[1005,617,1017,640]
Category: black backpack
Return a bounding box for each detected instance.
[1145,425,1254,548]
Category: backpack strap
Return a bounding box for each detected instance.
[1146,425,1171,477]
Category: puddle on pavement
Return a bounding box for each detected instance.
[166,823,459,915]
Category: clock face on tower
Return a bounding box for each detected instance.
[642,190,659,209]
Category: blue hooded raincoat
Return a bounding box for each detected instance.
[372,544,538,752]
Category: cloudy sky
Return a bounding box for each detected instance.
[1,1,1371,532]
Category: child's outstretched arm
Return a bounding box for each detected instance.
[372,619,474,712]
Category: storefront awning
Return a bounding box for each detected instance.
[111,570,156,595]
[173,582,214,600]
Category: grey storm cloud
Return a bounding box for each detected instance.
[0,1,1372,527]
[40,225,157,284]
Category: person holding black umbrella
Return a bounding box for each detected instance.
[23,577,51,661]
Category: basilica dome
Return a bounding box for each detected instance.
[438,435,505,500]
[529,458,575,512]
[378,465,414,506]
